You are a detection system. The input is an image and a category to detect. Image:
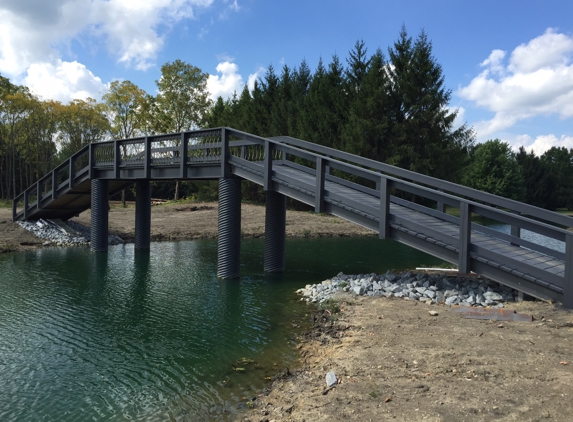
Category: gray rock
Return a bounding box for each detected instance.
[326,371,337,388]
[353,286,364,295]
[484,291,503,301]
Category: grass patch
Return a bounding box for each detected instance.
[0,199,12,208]
[318,298,341,315]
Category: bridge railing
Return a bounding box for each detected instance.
[13,145,91,219]
[13,129,226,220]
[224,127,572,303]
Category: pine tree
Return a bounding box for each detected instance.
[386,27,474,180]
[342,49,390,161]
[515,147,558,209]
[346,39,372,99]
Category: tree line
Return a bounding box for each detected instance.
[463,139,573,210]
[1,27,571,211]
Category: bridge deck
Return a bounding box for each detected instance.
[270,164,565,291]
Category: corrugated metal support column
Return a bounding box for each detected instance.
[90,179,109,252]
[135,180,151,250]
[217,177,241,278]
[264,190,286,272]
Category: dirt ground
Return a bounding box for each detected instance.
[2,202,573,421]
[0,201,373,252]
[250,295,573,422]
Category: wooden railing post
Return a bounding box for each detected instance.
[459,201,471,274]
[564,234,573,308]
[180,132,187,178]
[37,181,42,210]
[114,140,120,179]
[379,176,389,239]
[315,157,325,213]
[12,194,17,221]
[263,140,273,191]
[24,190,29,220]
[510,211,521,246]
[89,143,95,179]
[52,170,58,200]
[325,154,332,176]
[437,189,446,213]
[144,137,151,179]
[69,156,75,189]
[221,128,230,178]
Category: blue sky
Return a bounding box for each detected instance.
[1,0,572,155]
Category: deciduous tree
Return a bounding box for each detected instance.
[462,139,525,200]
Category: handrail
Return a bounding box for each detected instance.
[225,128,569,237]
[268,134,573,229]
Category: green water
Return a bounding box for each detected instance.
[0,237,443,421]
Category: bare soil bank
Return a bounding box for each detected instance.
[248,295,573,422]
[0,201,373,252]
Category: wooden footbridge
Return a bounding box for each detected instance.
[12,128,573,307]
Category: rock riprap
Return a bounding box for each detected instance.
[296,271,520,308]
[17,219,123,247]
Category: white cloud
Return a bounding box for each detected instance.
[509,29,573,73]
[458,28,573,138]
[207,62,269,100]
[521,134,573,156]
[500,133,573,156]
[24,60,108,102]
[0,0,215,76]
[0,0,217,102]
[207,61,243,100]
[247,66,265,91]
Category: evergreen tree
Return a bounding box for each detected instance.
[291,59,312,137]
[342,49,390,161]
[386,27,474,180]
[540,147,573,209]
[515,147,558,209]
[346,39,372,99]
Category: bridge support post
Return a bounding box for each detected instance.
[264,190,286,272]
[217,177,241,278]
[459,202,471,274]
[135,180,151,250]
[564,235,573,309]
[90,179,109,252]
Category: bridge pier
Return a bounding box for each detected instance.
[217,177,241,278]
[90,179,109,252]
[264,190,286,272]
[135,180,151,249]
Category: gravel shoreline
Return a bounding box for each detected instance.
[297,270,521,308]
[17,219,123,247]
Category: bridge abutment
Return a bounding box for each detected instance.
[135,180,151,249]
[217,177,241,278]
[264,190,286,272]
[90,179,109,252]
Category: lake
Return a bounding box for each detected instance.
[0,237,443,421]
